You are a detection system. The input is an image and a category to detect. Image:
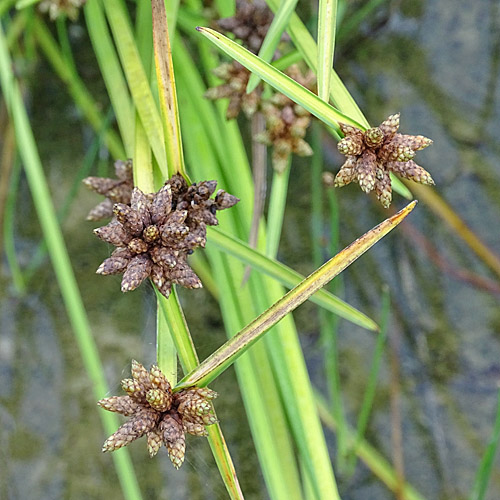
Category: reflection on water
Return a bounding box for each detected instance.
[2,0,500,499]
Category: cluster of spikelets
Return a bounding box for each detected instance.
[83,159,134,221]
[215,0,275,54]
[84,167,239,298]
[334,113,434,207]
[98,360,217,469]
[205,1,315,172]
[255,66,316,173]
[205,62,260,120]
[39,0,86,20]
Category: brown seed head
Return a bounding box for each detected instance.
[98,361,218,468]
[333,113,433,206]
[93,176,238,298]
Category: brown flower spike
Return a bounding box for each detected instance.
[98,361,218,469]
[255,65,316,172]
[83,159,134,221]
[205,61,261,120]
[334,113,433,207]
[216,0,275,54]
[94,174,239,298]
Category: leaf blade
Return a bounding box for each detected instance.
[208,226,378,331]
[196,26,363,131]
[317,0,338,102]
[177,201,417,389]
[246,0,300,93]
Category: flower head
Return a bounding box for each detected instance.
[98,361,217,468]
[334,113,433,207]
[39,0,86,20]
[83,159,134,221]
[216,0,275,53]
[94,174,239,298]
[255,65,316,172]
[205,61,261,120]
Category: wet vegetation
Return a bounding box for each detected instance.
[1,1,500,500]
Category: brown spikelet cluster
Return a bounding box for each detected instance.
[255,66,316,172]
[38,0,86,20]
[83,159,134,221]
[216,0,275,53]
[98,360,217,469]
[205,62,261,120]
[206,62,316,172]
[334,113,433,208]
[93,174,239,298]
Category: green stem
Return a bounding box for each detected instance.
[156,288,245,500]
[266,162,291,258]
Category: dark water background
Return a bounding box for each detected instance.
[1,0,500,499]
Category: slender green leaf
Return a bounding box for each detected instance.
[317,0,337,102]
[151,0,186,177]
[100,0,168,175]
[15,0,38,9]
[176,201,417,390]
[165,0,180,33]
[196,27,363,131]
[214,0,234,17]
[247,0,299,92]
[3,154,26,294]
[265,162,290,257]
[134,0,153,67]
[337,0,385,42]
[208,226,378,331]
[84,0,134,156]
[133,113,155,192]
[272,49,303,70]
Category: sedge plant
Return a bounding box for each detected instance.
[2,1,500,500]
